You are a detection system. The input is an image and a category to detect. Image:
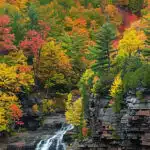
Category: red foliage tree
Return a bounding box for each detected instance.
[20,20,50,58]
[118,8,139,30]
[38,20,51,40]
[112,39,119,49]
[10,104,23,121]
[0,15,16,52]
[20,30,44,58]
[82,127,88,137]
[18,65,32,73]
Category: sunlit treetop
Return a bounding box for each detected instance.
[118,28,145,56]
[20,30,44,58]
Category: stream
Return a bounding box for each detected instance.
[35,124,74,150]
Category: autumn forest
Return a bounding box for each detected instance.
[0,0,150,149]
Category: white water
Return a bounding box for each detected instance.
[35,124,74,150]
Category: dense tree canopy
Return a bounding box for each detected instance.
[0,0,149,134]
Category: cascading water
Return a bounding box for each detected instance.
[35,124,74,150]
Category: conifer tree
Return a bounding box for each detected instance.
[61,33,87,84]
[27,3,39,30]
[143,16,150,62]
[129,0,144,13]
[89,23,116,75]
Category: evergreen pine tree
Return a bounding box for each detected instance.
[27,3,39,30]
[143,16,150,62]
[61,34,86,75]
[88,22,116,75]
[129,0,144,13]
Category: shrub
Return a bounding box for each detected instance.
[42,99,56,114]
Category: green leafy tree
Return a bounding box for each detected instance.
[11,12,26,45]
[57,0,75,9]
[79,69,94,118]
[116,56,143,77]
[39,0,52,5]
[123,63,150,93]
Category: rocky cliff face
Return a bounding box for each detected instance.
[19,93,43,131]
[79,90,150,150]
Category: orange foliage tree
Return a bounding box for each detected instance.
[9,104,23,121]
[65,17,89,36]
[105,5,122,25]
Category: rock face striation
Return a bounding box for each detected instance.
[79,90,150,150]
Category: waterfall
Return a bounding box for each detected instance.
[35,124,74,150]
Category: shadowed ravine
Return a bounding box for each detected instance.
[35,124,74,150]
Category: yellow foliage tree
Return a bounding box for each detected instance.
[15,0,29,10]
[110,73,123,112]
[38,41,72,89]
[8,50,28,65]
[3,0,29,10]
[0,51,34,131]
[0,91,19,131]
[0,3,20,16]
[110,73,123,98]
[65,93,84,126]
[0,64,17,92]
[118,28,145,56]
[0,107,8,131]
[42,99,56,114]
[0,63,34,92]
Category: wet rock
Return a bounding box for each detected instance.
[42,114,65,130]
[63,131,74,143]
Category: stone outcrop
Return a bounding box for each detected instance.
[6,114,65,150]
[79,89,150,150]
[18,93,42,131]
